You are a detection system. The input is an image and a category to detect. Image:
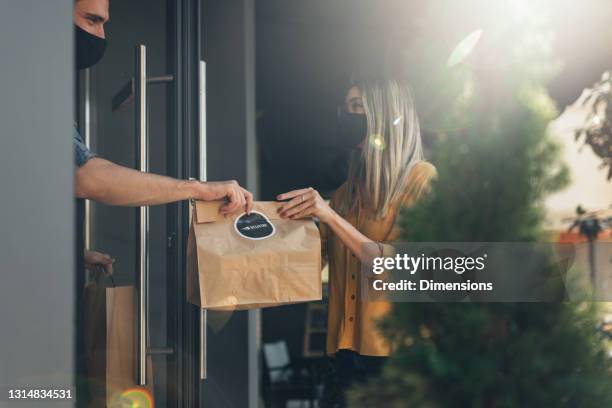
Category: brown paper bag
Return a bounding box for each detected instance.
[83,269,154,407]
[187,200,322,310]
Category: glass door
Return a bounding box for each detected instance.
[76,0,202,406]
[76,1,259,406]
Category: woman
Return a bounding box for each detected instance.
[277,77,436,406]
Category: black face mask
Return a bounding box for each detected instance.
[337,110,367,149]
[327,111,367,186]
[75,25,107,70]
[328,147,363,187]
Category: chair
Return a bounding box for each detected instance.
[262,341,319,408]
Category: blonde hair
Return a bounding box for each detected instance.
[337,78,424,218]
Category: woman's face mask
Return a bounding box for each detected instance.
[328,87,367,185]
[328,145,364,187]
[328,109,367,186]
[75,25,107,70]
[337,109,367,149]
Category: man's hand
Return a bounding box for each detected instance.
[196,180,253,215]
[84,250,114,276]
[76,157,254,212]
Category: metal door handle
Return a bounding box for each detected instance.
[198,60,208,381]
[108,44,174,387]
[135,44,149,387]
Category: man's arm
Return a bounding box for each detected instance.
[75,157,252,213]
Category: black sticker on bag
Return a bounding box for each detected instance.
[234,211,276,240]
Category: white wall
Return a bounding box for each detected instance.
[0,1,75,407]
[545,89,612,230]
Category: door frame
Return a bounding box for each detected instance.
[166,0,202,406]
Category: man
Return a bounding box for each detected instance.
[73,0,253,273]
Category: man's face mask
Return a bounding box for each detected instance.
[75,25,107,70]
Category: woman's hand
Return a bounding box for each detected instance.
[277,187,336,224]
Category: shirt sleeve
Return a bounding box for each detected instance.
[383,160,438,244]
[401,161,437,207]
[364,161,434,283]
[73,127,96,167]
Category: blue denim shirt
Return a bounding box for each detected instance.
[73,126,95,167]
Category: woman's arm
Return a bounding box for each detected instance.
[277,187,382,264]
[325,211,384,264]
[278,163,437,266]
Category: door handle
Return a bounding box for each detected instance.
[198,60,208,381]
[109,44,174,387]
[129,46,205,386]
[135,44,149,387]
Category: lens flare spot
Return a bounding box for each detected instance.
[593,115,601,125]
[370,135,386,150]
[113,388,154,408]
[393,116,402,126]
[447,29,483,68]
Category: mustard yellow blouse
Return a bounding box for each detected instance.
[321,161,437,356]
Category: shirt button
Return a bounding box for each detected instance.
[351,294,355,300]
[349,317,354,322]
